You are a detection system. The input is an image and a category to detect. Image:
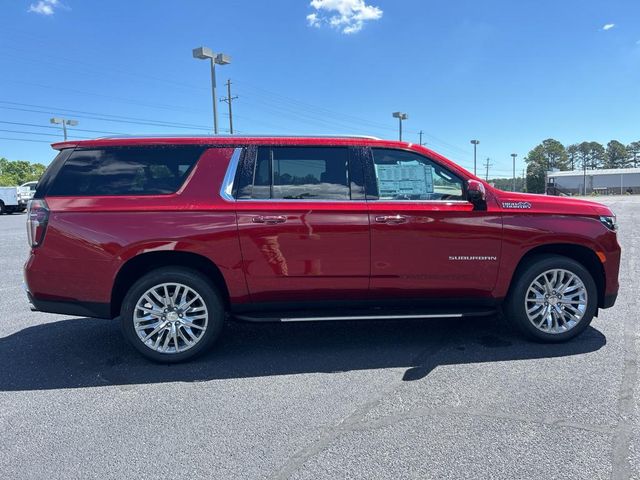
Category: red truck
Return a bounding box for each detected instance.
[24,136,620,362]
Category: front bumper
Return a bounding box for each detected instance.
[602,292,618,309]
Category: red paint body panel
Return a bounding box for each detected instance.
[368,196,503,298]
[236,202,370,302]
[24,147,250,304]
[24,136,620,317]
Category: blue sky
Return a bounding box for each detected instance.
[1,0,639,177]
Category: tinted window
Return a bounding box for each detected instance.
[48,146,205,196]
[237,147,353,201]
[371,148,464,201]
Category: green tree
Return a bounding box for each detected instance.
[627,142,640,167]
[605,140,628,169]
[566,144,579,170]
[525,145,546,193]
[577,141,605,170]
[0,158,47,186]
[524,139,568,193]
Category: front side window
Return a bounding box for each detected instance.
[47,146,205,196]
[371,148,464,201]
[237,146,359,201]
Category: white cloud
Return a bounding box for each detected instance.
[602,23,615,31]
[307,13,320,28]
[28,0,60,15]
[307,0,383,34]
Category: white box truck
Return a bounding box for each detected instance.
[0,186,29,214]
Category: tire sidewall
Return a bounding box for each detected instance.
[507,255,598,342]
[121,268,224,362]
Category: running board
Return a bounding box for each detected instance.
[234,308,496,323]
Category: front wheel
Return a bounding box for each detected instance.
[505,255,598,342]
[121,267,225,362]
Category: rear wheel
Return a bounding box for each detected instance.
[0,201,4,215]
[120,267,225,362]
[505,255,597,342]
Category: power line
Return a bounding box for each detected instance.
[0,100,211,129]
[0,128,91,139]
[0,136,52,144]
[0,120,126,135]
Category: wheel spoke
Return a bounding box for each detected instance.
[133,282,209,354]
[525,268,588,334]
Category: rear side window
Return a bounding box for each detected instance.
[236,146,364,201]
[47,146,206,196]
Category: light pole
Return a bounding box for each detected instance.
[392,112,408,141]
[511,153,518,191]
[470,140,479,176]
[192,46,232,134]
[50,118,78,141]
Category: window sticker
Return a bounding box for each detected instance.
[375,160,434,198]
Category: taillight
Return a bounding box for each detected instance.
[27,199,49,248]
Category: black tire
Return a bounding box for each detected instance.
[120,267,225,362]
[505,254,598,342]
[0,201,4,215]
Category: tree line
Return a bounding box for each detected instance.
[0,158,47,186]
[523,139,640,193]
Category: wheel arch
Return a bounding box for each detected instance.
[110,251,230,318]
[510,243,605,308]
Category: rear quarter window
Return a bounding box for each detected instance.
[47,146,206,196]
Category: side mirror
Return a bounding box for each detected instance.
[467,179,486,204]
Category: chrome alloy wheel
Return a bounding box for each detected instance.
[133,282,208,354]
[525,269,588,334]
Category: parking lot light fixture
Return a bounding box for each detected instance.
[192,46,232,135]
[470,140,480,176]
[392,112,408,141]
[50,117,79,141]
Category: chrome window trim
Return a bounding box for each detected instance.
[233,198,470,205]
[219,147,243,202]
[220,145,470,205]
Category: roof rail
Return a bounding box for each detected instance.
[94,134,381,140]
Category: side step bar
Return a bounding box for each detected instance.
[234,308,496,323]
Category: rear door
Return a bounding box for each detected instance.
[234,145,371,304]
[366,147,502,301]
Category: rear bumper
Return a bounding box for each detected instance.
[26,291,112,319]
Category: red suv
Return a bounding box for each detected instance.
[24,136,621,362]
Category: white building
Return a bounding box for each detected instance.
[547,167,640,195]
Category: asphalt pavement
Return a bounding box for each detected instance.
[0,196,638,479]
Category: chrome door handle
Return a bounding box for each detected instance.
[375,215,408,224]
[252,215,287,224]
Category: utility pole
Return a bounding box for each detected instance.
[418,130,425,146]
[392,112,408,141]
[484,157,492,181]
[220,79,238,134]
[470,140,480,176]
[583,159,587,196]
[522,168,526,193]
[50,117,78,141]
[511,153,518,191]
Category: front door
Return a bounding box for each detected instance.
[367,148,503,301]
[235,145,370,304]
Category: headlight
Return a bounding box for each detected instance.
[600,215,617,231]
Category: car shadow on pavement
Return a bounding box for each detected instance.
[0,315,606,391]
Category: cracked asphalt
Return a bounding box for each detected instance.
[0,196,638,479]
